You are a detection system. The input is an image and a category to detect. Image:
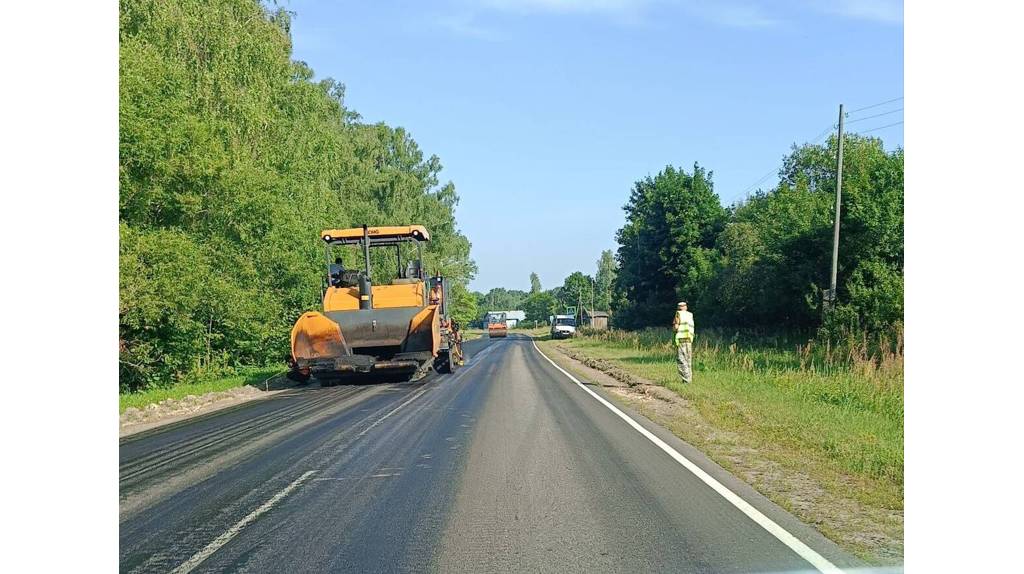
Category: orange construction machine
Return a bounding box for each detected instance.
[487,312,508,338]
[288,225,463,384]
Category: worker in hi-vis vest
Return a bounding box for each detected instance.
[672,301,694,383]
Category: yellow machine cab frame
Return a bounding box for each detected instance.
[320,225,430,311]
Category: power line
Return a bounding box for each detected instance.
[808,123,838,144]
[848,96,903,115]
[851,120,903,134]
[845,108,902,124]
[734,98,904,200]
[736,122,836,199]
[738,169,778,198]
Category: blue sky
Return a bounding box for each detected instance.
[284,0,903,292]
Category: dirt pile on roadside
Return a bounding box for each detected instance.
[555,345,643,387]
[555,344,684,406]
[121,385,265,432]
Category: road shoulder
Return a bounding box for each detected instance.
[121,337,496,439]
[535,337,899,567]
[119,378,298,439]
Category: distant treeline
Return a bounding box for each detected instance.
[481,134,903,337]
[472,258,616,327]
[119,0,476,391]
[613,135,903,335]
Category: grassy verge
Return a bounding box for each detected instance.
[541,327,903,562]
[512,326,549,338]
[119,367,283,413]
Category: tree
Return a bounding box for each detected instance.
[448,282,479,326]
[469,136,902,338]
[524,291,557,325]
[559,272,593,316]
[611,164,726,329]
[119,0,477,390]
[705,135,903,333]
[530,272,542,294]
[477,287,528,313]
[594,250,616,311]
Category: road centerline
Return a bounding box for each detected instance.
[169,469,318,574]
[354,386,435,439]
[352,341,497,441]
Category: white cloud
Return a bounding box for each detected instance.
[692,3,780,28]
[812,0,903,24]
[461,0,781,28]
[456,0,903,26]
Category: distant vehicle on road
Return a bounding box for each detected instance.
[487,312,508,338]
[550,314,576,339]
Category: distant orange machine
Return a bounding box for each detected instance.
[487,312,508,338]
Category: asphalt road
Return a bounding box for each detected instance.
[120,334,863,573]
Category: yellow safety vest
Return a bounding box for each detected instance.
[674,310,694,342]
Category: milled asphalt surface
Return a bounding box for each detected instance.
[119,335,864,573]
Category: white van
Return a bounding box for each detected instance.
[550,315,577,339]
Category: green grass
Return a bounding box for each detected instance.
[512,326,549,337]
[551,328,904,510]
[119,367,283,413]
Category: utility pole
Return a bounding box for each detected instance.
[635,229,641,301]
[591,277,596,314]
[578,289,582,326]
[828,103,845,312]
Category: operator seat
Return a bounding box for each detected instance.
[405,260,422,280]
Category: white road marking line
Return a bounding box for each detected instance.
[334,341,497,441]
[531,340,844,574]
[169,470,317,574]
[312,473,401,481]
[462,341,498,370]
[355,386,433,438]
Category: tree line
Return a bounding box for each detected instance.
[119,0,477,391]
[612,134,903,335]
[479,133,902,337]
[473,251,617,326]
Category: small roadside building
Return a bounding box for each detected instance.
[502,310,526,328]
[583,309,610,330]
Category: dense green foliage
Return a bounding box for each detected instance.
[473,287,528,315]
[559,271,595,311]
[448,282,479,326]
[524,291,558,324]
[611,137,903,336]
[612,164,726,329]
[119,0,475,392]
